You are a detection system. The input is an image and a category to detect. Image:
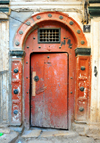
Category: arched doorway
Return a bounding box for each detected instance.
[11,12,90,129]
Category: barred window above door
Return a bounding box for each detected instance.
[38,28,61,43]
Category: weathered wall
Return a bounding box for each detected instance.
[1,0,97,125]
[90,18,100,123]
[10,0,82,2]
[9,1,92,125]
[0,20,9,124]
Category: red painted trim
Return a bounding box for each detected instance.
[12,12,90,128]
[75,56,90,122]
[14,11,87,49]
[11,59,22,125]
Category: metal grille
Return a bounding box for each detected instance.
[38,28,60,43]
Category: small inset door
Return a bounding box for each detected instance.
[31,53,68,129]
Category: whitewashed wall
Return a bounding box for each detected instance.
[91,18,100,123]
[0,21,9,124]
[1,0,99,125]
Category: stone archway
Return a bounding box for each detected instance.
[10,11,91,129]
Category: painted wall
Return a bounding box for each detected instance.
[2,0,100,125]
[0,20,9,124]
[91,18,100,123]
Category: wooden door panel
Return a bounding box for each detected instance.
[31,53,68,129]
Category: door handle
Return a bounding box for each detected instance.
[34,76,39,82]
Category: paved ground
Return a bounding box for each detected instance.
[1,127,100,143]
[15,128,100,143]
[15,136,100,143]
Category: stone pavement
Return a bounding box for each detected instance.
[0,127,100,143]
[15,128,100,143]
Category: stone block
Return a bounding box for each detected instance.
[40,130,77,138]
[22,130,41,138]
[0,131,19,143]
[0,128,10,134]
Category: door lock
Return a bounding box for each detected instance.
[34,76,39,82]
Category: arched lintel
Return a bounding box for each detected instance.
[14,11,87,49]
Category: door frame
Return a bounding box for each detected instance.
[30,52,69,129]
[11,11,91,129]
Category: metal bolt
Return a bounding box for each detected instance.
[70,91,73,94]
[77,30,81,34]
[14,89,18,94]
[14,69,19,73]
[38,46,41,49]
[47,56,50,58]
[59,46,61,49]
[19,30,23,35]
[48,14,52,18]
[80,86,84,91]
[27,46,29,48]
[27,92,28,94]
[26,21,31,26]
[33,37,35,39]
[59,16,63,20]
[81,66,85,71]
[69,46,72,49]
[36,15,41,19]
[79,107,84,112]
[26,77,28,79]
[15,41,20,46]
[81,40,85,45]
[13,110,18,115]
[34,76,39,82]
[70,77,73,79]
[69,21,74,25]
[26,62,28,64]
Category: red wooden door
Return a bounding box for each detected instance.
[31,53,68,129]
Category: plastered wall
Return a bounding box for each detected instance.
[0,20,9,124]
[1,0,99,125]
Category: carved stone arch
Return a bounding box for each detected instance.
[11,11,91,129]
[14,11,87,49]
